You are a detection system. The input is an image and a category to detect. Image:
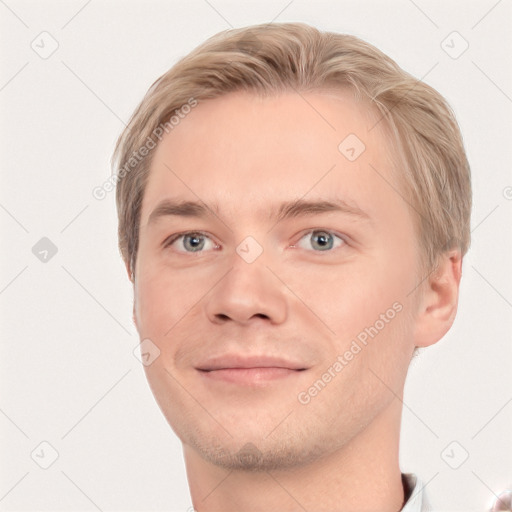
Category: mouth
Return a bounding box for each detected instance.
[196,355,308,385]
[198,367,306,385]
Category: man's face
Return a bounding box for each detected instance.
[133,90,423,470]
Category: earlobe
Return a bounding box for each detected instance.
[413,250,463,348]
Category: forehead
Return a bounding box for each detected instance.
[140,90,403,226]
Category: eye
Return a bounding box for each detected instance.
[295,230,345,252]
[164,231,219,253]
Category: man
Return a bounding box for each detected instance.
[113,22,471,511]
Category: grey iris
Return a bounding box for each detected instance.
[311,230,333,251]
[184,234,205,252]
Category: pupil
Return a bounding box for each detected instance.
[186,234,204,251]
[313,231,332,250]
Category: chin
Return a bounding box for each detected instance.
[182,425,331,472]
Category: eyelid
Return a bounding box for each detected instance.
[162,230,219,250]
[162,228,348,253]
[292,228,347,250]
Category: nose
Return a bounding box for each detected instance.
[203,254,287,326]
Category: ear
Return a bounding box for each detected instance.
[124,259,138,329]
[413,249,463,348]
[132,298,138,330]
[124,259,133,283]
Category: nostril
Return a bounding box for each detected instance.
[214,313,270,322]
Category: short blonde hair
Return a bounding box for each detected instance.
[113,22,471,277]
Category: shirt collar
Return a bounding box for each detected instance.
[401,473,431,512]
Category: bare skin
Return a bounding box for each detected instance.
[130,90,462,511]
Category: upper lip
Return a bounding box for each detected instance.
[196,355,307,371]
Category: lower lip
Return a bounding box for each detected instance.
[198,367,303,385]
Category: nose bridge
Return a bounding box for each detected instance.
[203,240,287,324]
[224,230,271,284]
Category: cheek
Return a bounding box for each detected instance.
[133,257,216,356]
[283,260,400,340]
[283,250,416,372]
[134,259,181,339]
[135,269,159,321]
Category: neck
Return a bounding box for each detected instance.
[184,399,405,512]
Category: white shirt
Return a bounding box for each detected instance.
[401,473,431,512]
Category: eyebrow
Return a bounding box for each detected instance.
[147,198,371,225]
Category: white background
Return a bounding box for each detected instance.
[1,0,511,510]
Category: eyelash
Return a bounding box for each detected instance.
[162,229,347,254]
[163,231,220,253]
